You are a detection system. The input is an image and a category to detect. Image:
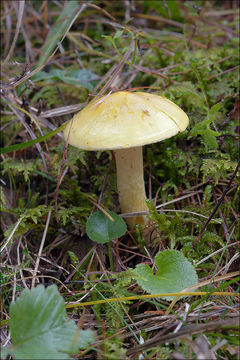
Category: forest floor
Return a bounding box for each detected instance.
[1,1,239,359]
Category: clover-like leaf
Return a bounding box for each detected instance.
[134,250,198,300]
[86,210,126,244]
[32,69,98,91]
[3,285,94,359]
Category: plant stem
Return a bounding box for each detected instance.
[108,241,114,272]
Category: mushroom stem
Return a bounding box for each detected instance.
[114,147,148,229]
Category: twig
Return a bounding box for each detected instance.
[157,209,222,224]
[1,214,24,253]
[17,236,28,289]
[156,190,203,208]
[32,210,52,288]
[127,317,239,356]
[207,65,240,81]
[196,241,239,265]
[4,1,25,64]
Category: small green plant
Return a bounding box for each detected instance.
[86,210,126,244]
[134,250,198,300]
[86,209,126,271]
[2,285,94,360]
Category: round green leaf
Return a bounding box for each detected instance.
[86,210,126,243]
[134,250,198,300]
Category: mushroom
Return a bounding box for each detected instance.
[63,91,189,229]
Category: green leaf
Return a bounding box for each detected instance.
[3,285,94,359]
[32,69,98,91]
[134,250,198,300]
[86,210,126,244]
[37,1,80,68]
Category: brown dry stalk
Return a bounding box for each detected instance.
[127,316,239,356]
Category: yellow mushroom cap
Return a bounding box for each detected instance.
[63,91,189,151]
